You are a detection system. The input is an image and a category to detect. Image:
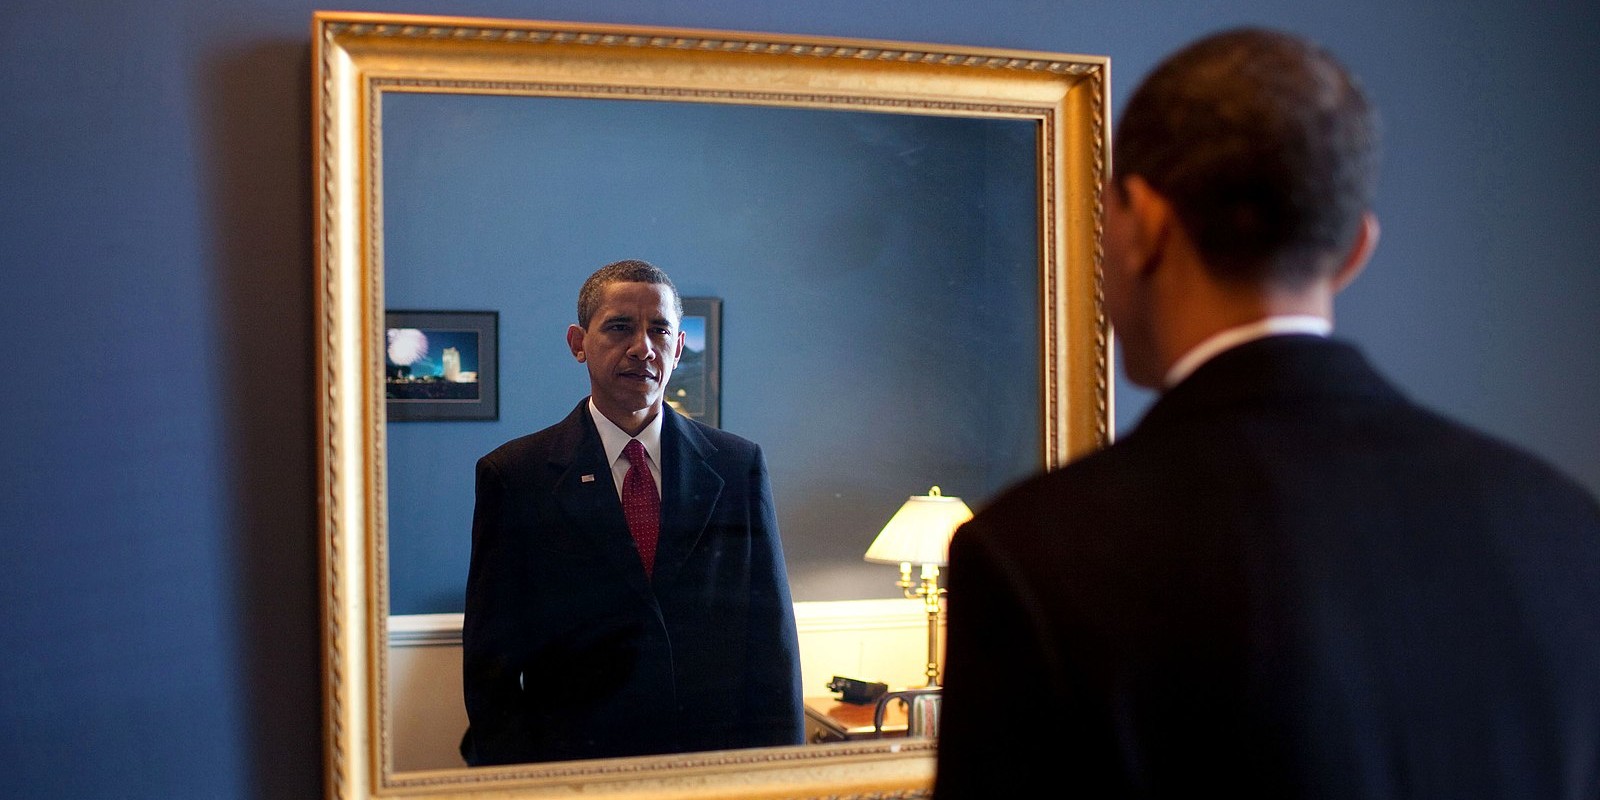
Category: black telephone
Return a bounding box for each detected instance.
[825,675,889,705]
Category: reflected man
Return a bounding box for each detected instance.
[936,28,1600,798]
[462,259,804,765]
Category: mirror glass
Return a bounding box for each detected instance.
[383,94,1043,615]
[315,13,1108,799]
[382,90,1045,772]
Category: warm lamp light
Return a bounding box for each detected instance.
[863,486,973,687]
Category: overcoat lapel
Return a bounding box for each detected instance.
[547,402,655,601]
[653,408,722,591]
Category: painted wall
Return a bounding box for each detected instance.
[3,1,1596,797]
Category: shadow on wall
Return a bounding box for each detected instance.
[203,41,324,798]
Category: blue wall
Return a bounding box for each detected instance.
[3,1,1596,797]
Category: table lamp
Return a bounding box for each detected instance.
[863,486,973,687]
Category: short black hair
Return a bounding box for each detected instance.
[575,259,683,328]
[1114,28,1379,286]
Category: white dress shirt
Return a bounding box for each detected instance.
[1163,315,1333,389]
[588,399,665,499]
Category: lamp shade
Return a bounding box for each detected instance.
[863,486,974,567]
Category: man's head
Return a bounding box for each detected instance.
[575,259,685,329]
[1105,28,1380,386]
[567,259,686,434]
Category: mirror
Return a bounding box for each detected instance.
[315,12,1107,799]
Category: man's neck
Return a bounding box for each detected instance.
[1153,278,1336,384]
[1162,314,1332,388]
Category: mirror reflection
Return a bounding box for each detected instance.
[384,96,1042,610]
[381,94,1044,769]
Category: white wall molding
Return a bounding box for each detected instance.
[388,612,463,646]
[387,599,939,647]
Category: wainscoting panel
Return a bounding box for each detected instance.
[386,599,942,771]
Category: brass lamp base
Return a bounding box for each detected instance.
[895,561,945,687]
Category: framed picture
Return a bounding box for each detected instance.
[384,310,499,421]
[668,297,722,428]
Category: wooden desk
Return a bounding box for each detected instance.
[803,696,908,743]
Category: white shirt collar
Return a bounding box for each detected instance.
[1163,315,1332,389]
[588,398,665,471]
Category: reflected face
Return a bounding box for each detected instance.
[568,281,685,424]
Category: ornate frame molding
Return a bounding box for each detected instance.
[314,12,1108,800]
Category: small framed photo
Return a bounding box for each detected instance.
[384,310,499,421]
[668,297,722,428]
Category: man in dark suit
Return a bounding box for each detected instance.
[460,259,804,766]
[935,29,1600,798]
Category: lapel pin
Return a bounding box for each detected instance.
[581,474,596,483]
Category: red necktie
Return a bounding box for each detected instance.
[621,439,660,576]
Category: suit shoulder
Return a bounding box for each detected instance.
[681,415,762,457]
[703,425,761,453]
[958,436,1172,558]
[1409,406,1600,510]
[479,418,578,469]
[1021,435,1150,494]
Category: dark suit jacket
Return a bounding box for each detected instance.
[461,401,804,766]
[935,336,1600,799]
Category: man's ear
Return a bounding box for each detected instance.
[1332,211,1379,293]
[672,329,685,362]
[1122,175,1174,278]
[566,324,587,362]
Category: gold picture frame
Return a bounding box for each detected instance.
[314,11,1109,799]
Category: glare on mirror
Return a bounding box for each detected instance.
[379,93,1045,770]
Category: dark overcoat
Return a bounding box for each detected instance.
[461,401,804,765]
[935,336,1600,799]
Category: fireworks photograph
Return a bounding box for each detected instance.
[384,310,499,421]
